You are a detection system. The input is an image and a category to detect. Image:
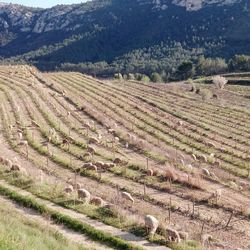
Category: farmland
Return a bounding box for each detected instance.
[0,65,249,250]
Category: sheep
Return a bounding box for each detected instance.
[209,189,222,201]
[87,146,96,154]
[11,164,21,171]
[90,196,105,207]
[10,165,27,175]
[103,163,115,169]
[113,158,122,164]
[166,226,181,243]
[95,161,105,168]
[82,163,97,171]
[213,161,221,167]
[179,231,189,241]
[191,154,197,161]
[144,215,159,236]
[4,159,12,168]
[64,185,74,194]
[31,120,40,128]
[121,191,134,203]
[0,156,4,163]
[78,188,91,203]
[18,132,23,140]
[19,140,28,146]
[89,137,99,144]
[210,153,215,158]
[202,168,210,176]
[199,155,207,162]
[147,169,154,176]
[207,142,215,148]
[178,120,183,126]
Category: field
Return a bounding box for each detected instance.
[0,65,249,250]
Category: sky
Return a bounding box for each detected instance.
[1,0,88,8]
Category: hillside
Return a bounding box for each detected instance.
[0,65,250,249]
[0,0,249,75]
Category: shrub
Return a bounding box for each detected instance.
[212,75,228,89]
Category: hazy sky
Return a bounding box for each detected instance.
[1,0,88,8]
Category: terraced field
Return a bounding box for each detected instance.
[0,65,250,250]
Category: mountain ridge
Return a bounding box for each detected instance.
[0,0,249,76]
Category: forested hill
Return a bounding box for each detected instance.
[0,0,250,77]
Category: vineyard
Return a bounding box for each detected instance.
[0,65,249,250]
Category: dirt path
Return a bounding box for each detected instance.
[0,196,108,250]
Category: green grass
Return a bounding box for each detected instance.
[0,182,143,250]
[0,201,88,250]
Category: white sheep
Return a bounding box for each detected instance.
[78,188,91,203]
[166,226,181,243]
[90,196,105,207]
[19,140,28,146]
[144,215,159,236]
[4,159,12,168]
[121,191,134,203]
[202,168,210,176]
[64,185,74,194]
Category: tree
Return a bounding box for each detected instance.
[150,72,162,83]
[175,61,195,80]
[196,56,228,76]
[212,75,228,90]
[229,55,250,72]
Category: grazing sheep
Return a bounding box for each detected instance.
[144,215,159,236]
[90,196,105,207]
[207,142,215,148]
[31,120,40,128]
[199,155,207,162]
[87,146,96,154]
[209,189,222,201]
[95,161,105,168]
[78,188,91,203]
[210,153,215,158]
[4,159,12,168]
[186,164,193,171]
[84,152,92,158]
[113,158,122,164]
[108,129,115,134]
[64,185,74,194]
[202,168,210,176]
[191,154,197,161]
[0,156,4,163]
[166,226,181,243]
[104,163,115,169]
[121,191,134,203]
[18,132,23,140]
[213,161,221,167]
[201,234,213,245]
[11,164,21,171]
[179,231,189,241]
[89,137,99,144]
[83,163,97,171]
[178,120,183,126]
[147,169,154,176]
[19,140,28,146]
[165,167,178,182]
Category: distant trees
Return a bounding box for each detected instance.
[229,55,250,72]
[196,56,228,76]
[150,72,162,83]
[175,61,195,80]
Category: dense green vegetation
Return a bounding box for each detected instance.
[0,0,250,79]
